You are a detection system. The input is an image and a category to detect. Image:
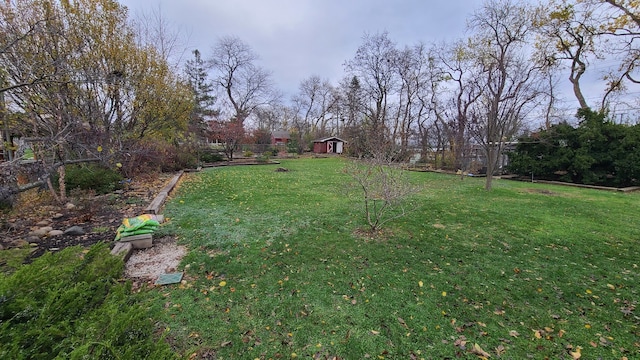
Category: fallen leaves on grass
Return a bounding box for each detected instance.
[469,343,491,358]
[569,346,582,359]
[398,317,409,329]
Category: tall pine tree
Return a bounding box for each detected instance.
[184,49,217,141]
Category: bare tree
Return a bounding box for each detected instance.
[429,41,484,172]
[344,152,418,233]
[468,0,545,190]
[209,36,278,126]
[290,75,338,150]
[129,3,189,68]
[392,43,432,159]
[344,32,399,155]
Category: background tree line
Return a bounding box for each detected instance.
[1,0,639,198]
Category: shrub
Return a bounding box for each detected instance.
[117,140,163,178]
[509,108,640,187]
[243,150,254,158]
[62,164,123,194]
[117,140,199,175]
[0,243,176,359]
[199,150,224,163]
[343,153,419,232]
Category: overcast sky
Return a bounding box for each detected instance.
[117,0,633,118]
[119,0,478,98]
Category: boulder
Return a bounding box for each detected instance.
[64,226,85,236]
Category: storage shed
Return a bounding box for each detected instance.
[313,137,345,154]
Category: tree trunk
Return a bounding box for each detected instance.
[46,177,61,203]
[484,144,496,191]
[58,165,67,203]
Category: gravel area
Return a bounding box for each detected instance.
[124,237,187,280]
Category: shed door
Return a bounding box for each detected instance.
[327,141,334,153]
[336,142,343,154]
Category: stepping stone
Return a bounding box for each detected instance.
[155,272,183,285]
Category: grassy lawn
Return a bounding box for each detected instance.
[149,157,640,359]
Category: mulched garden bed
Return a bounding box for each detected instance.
[0,172,175,262]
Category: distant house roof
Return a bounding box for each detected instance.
[272,131,290,139]
[313,137,346,143]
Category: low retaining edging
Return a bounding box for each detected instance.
[145,171,184,214]
[111,171,184,259]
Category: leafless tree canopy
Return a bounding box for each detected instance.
[209,36,278,125]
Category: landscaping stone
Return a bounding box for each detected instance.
[65,202,76,210]
[36,220,51,226]
[30,227,51,237]
[48,230,64,236]
[64,226,85,236]
[25,236,41,244]
[52,213,64,219]
[11,239,28,247]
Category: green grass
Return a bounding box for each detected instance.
[0,246,33,275]
[148,157,640,359]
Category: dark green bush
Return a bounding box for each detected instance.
[62,164,124,194]
[509,108,640,187]
[0,243,176,359]
[199,150,224,163]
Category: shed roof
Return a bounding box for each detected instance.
[313,137,346,143]
[272,130,290,139]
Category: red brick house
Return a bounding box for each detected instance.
[271,131,290,146]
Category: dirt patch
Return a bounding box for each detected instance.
[124,236,187,281]
[523,188,558,196]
